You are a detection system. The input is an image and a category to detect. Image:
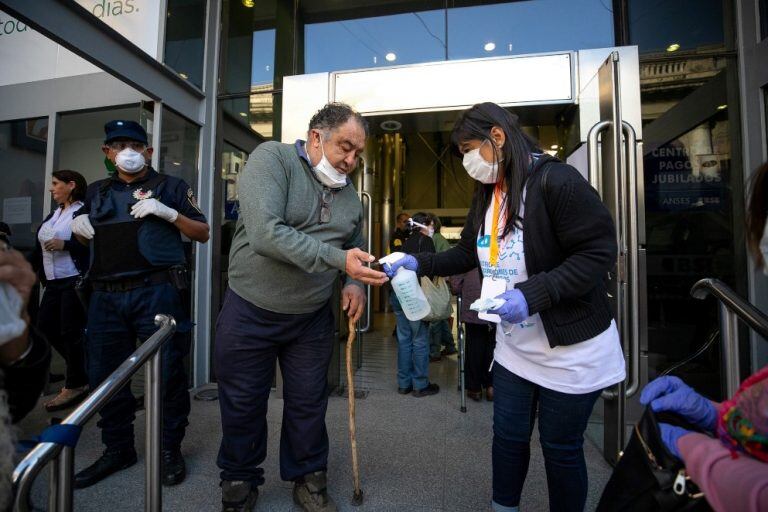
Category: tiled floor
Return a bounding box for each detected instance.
[18,313,613,511]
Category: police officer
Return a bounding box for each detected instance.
[389,212,411,253]
[71,120,209,488]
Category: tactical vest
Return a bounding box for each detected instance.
[88,173,185,280]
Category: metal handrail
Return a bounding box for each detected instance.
[13,314,176,512]
[457,295,466,413]
[691,278,768,395]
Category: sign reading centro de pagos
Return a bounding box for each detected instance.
[0,1,161,87]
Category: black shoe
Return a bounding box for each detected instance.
[397,386,413,394]
[429,355,442,363]
[441,348,458,356]
[162,448,186,486]
[293,471,337,511]
[74,448,137,489]
[412,383,440,397]
[221,481,259,512]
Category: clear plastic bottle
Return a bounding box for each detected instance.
[379,252,431,321]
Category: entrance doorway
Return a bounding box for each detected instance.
[282,47,644,463]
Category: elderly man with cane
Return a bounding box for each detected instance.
[214,103,387,512]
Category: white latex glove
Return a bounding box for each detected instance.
[71,215,95,240]
[470,297,506,313]
[131,198,179,223]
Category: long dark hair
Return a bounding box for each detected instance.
[52,170,87,204]
[450,102,539,239]
[746,162,768,269]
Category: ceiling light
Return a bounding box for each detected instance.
[380,120,402,132]
[550,144,559,150]
[242,0,254,7]
[239,112,247,117]
[717,104,727,110]
[385,52,397,62]
[484,42,496,52]
[172,161,181,166]
[666,43,680,52]
[178,72,188,79]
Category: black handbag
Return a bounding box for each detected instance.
[596,407,712,512]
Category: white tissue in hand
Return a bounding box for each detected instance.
[469,297,505,313]
[0,283,25,346]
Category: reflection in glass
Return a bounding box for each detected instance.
[305,9,445,73]
[165,0,206,88]
[644,108,733,398]
[628,0,724,54]
[222,0,277,95]
[762,0,768,40]
[0,118,48,253]
[220,92,274,139]
[159,108,201,191]
[447,1,613,60]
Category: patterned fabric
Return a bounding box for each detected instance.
[717,365,768,462]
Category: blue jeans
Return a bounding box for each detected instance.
[86,282,191,452]
[429,319,456,357]
[389,293,430,391]
[492,364,601,512]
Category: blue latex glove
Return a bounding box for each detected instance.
[488,289,529,324]
[382,253,418,279]
[640,376,717,432]
[658,423,691,460]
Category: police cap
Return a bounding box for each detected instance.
[104,120,148,145]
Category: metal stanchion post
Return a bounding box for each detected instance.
[719,304,740,397]
[145,351,162,512]
[48,456,60,512]
[457,296,466,413]
[57,446,74,511]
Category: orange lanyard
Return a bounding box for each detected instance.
[489,184,506,267]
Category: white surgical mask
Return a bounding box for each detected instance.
[462,140,501,184]
[115,148,146,174]
[312,136,347,188]
[426,227,435,238]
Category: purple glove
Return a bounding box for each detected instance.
[640,376,717,432]
[658,423,691,459]
[488,289,529,324]
[382,253,418,279]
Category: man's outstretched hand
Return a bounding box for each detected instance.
[345,248,388,286]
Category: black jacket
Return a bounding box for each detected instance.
[29,206,90,284]
[402,231,435,255]
[414,156,617,348]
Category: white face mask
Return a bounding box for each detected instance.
[462,139,501,184]
[115,148,146,174]
[426,227,435,238]
[312,135,347,188]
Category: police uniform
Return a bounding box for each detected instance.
[78,123,206,461]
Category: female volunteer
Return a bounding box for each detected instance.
[384,103,626,512]
[32,170,90,412]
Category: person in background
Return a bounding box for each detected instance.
[640,370,768,512]
[214,103,386,512]
[389,212,411,253]
[428,213,457,360]
[391,211,440,397]
[30,170,89,412]
[70,120,209,489]
[450,268,495,401]
[383,102,625,512]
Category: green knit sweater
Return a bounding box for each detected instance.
[227,140,364,314]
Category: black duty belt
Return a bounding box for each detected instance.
[91,270,170,292]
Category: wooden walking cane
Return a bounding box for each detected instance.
[346,316,364,505]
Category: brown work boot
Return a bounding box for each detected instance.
[44,386,88,412]
[293,471,337,511]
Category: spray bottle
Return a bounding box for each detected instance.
[378,252,431,321]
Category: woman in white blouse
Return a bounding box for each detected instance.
[32,170,90,411]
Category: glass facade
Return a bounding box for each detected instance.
[165,0,207,88]
[760,0,768,40]
[629,0,741,398]
[0,117,48,254]
[305,1,613,73]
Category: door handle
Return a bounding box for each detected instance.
[587,120,611,195]
[600,121,641,400]
[360,190,373,333]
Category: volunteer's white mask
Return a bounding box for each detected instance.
[312,135,347,188]
[463,139,501,184]
[115,148,146,174]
